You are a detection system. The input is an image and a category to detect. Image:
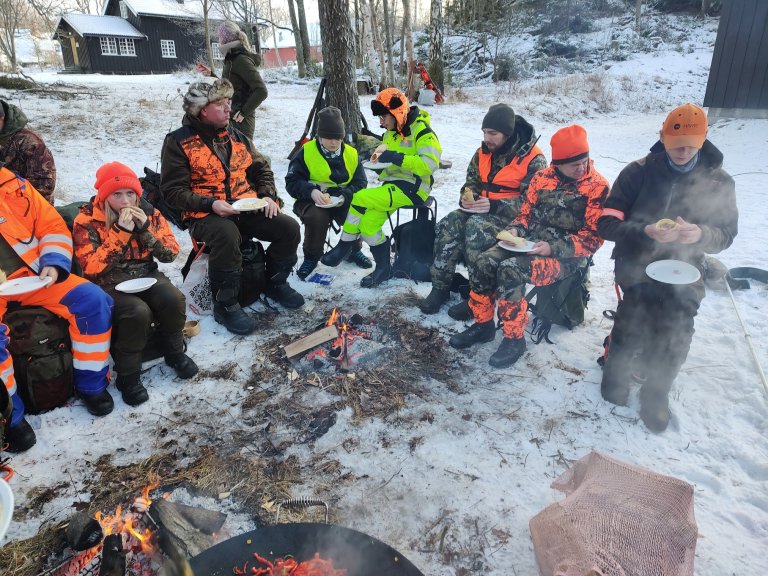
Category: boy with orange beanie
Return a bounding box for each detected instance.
[597,103,738,432]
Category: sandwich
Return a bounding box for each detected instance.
[461,188,475,204]
[370,144,388,162]
[322,193,332,204]
[656,218,678,231]
[496,230,526,246]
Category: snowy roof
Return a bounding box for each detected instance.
[112,0,225,20]
[55,14,145,39]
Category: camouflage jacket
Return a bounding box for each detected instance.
[511,161,610,259]
[73,196,179,287]
[464,115,547,221]
[0,101,56,204]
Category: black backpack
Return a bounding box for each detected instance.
[140,167,187,230]
[391,206,436,282]
[4,306,73,414]
[526,259,591,344]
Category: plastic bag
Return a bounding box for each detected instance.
[180,250,213,316]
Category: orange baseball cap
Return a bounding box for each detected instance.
[661,103,707,149]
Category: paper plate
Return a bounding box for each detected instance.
[497,240,536,253]
[646,260,701,285]
[0,479,13,543]
[362,161,393,170]
[0,276,53,297]
[231,198,268,211]
[115,277,158,293]
[315,196,345,209]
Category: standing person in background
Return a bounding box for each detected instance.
[419,104,547,316]
[197,21,268,140]
[73,162,198,408]
[321,88,442,288]
[0,99,57,204]
[0,166,114,453]
[597,103,738,432]
[285,106,371,280]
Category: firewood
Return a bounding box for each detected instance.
[283,325,339,358]
[148,499,227,559]
[99,534,125,576]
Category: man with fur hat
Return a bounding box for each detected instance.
[197,21,267,139]
[449,125,609,369]
[161,78,303,336]
[419,103,547,316]
[285,106,371,280]
[322,88,442,288]
[0,99,57,204]
[597,103,738,432]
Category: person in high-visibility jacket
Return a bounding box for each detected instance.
[285,106,370,281]
[0,167,114,453]
[321,88,442,288]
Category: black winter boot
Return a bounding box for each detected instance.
[5,418,36,453]
[264,258,305,309]
[639,385,671,432]
[165,353,199,379]
[210,269,256,335]
[489,337,526,368]
[81,389,114,416]
[449,320,496,349]
[321,239,355,267]
[116,373,149,406]
[420,288,450,314]
[447,299,473,321]
[360,239,392,288]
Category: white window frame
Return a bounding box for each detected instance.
[100,37,118,56]
[211,42,223,61]
[118,37,136,56]
[119,1,128,19]
[160,39,177,59]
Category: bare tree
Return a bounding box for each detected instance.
[287,0,306,76]
[26,0,67,29]
[402,0,415,99]
[70,0,103,14]
[318,0,362,135]
[360,0,381,87]
[267,0,282,66]
[0,0,32,69]
[382,0,396,87]
[371,1,389,86]
[295,0,312,70]
[428,0,444,93]
[635,0,643,29]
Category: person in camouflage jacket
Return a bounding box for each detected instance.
[74,162,198,408]
[596,104,737,432]
[0,99,56,204]
[420,104,547,316]
[449,125,609,368]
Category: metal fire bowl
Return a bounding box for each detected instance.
[189,523,425,576]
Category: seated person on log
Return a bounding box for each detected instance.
[321,88,442,288]
[285,106,371,281]
[73,162,198,408]
[0,166,114,453]
[448,125,609,368]
[419,103,547,317]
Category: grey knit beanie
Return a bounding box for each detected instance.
[316,106,345,139]
[482,103,516,136]
[183,79,234,117]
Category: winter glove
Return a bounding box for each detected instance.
[376,150,405,166]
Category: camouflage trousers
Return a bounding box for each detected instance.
[430,208,512,291]
[469,246,580,338]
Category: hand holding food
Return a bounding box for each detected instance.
[461,187,475,204]
[370,144,388,162]
[129,206,148,228]
[118,207,135,230]
[496,230,526,246]
[656,218,678,231]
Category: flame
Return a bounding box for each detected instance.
[92,478,160,556]
[326,308,339,327]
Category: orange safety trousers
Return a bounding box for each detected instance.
[1,273,113,427]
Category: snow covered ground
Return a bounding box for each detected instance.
[2,20,767,576]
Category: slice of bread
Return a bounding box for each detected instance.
[496,230,525,246]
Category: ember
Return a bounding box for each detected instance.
[248,552,347,576]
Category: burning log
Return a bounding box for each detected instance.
[147,499,227,560]
[66,512,104,552]
[284,325,339,358]
[98,534,125,576]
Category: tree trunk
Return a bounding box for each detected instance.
[287,0,307,77]
[202,0,215,73]
[371,3,389,86]
[402,0,415,100]
[296,0,313,70]
[382,0,397,88]
[268,0,283,66]
[319,0,362,136]
[635,0,642,30]
[354,0,363,68]
[360,0,381,87]
[428,0,444,93]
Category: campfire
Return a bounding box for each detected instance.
[284,309,388,371]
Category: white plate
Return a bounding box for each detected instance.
[645,259,701,285]
[459,207,487,214]
[232,198,268,211]
[0,479,13,543]
[497,240,536,253]
[315,196,345,209]
[115,277,158,293]
[362,161,393,170]
[0,276,53,297]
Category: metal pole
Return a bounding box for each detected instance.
[725,280,768,398]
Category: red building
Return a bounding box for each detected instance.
[261,45,323,68]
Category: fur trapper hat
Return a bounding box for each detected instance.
[183,79,234,117]
[371,88,409,131]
